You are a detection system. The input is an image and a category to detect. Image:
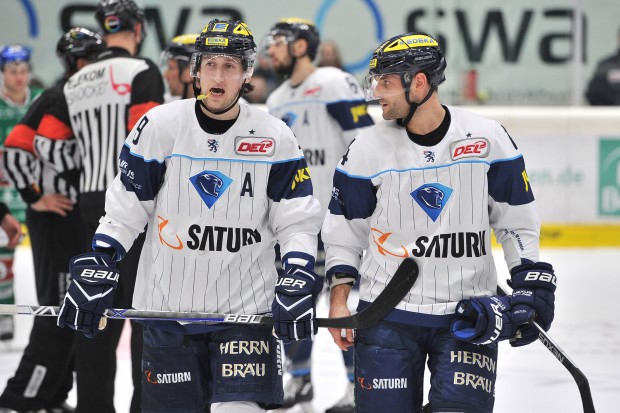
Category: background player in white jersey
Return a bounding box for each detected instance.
[263,18,374,412]
[57,19,324,413]
[322,32,557,413]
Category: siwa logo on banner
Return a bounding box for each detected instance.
[598,139,620,216]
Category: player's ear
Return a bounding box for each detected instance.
[292,38,308,58]
[413,72,428,90]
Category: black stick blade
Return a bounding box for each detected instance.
[317,258,419,329]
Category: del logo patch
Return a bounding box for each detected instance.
[411,183,453,222]
[189,170,233,209]
[450,138,490,160]
[235,136,275,156]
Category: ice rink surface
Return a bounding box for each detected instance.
[1,246,618,412]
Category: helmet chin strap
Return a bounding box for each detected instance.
[397,85,435,128]
[193,79,246,116]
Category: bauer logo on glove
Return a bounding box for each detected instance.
[80,268,120,282]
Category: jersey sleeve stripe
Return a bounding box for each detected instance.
[326,99,374,131]
[119,145,166,201]
[487,155,535,205]
[267,158,313,201]
[328,169,377,219]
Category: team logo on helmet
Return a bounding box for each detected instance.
[412,183,453,222]
[189,170,233,209]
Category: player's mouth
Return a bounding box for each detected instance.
[210,87,225,96]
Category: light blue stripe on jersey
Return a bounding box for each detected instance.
[268,98,369,112]
[165,153,306,165]
[124,142,305,165]
[335,155,524,180]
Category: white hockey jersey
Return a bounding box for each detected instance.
[266,67,373,213]
[95,99,322,320]
[322,105,541,327]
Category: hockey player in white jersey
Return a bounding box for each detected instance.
[57,19,324,413]
[263,17,374,412]
[322,32,557,413]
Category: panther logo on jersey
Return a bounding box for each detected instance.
[411,183,453,222]
[189,170,233,209]
[281,112,298,128]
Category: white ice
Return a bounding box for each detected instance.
[1,246,618,412]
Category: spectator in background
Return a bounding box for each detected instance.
[318,40,344,70]
[0,44,43,342]
[0,27,105,413]
[586,26,620,105]
[160,33,198,101]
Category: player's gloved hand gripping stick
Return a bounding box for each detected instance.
[272,264,324,343]
[57,251,119,338]
[450,264,593,413]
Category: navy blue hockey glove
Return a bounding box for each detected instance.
[451,295,518,345]
[508,260,556,347]
[272,264,324,343]
[57,251,119,338]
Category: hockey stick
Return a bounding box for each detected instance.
[0,258,418,330]
[497,284,595,413]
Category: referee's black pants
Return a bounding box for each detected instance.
[0,207,85,411]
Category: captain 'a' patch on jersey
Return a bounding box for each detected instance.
[189,170,233,209]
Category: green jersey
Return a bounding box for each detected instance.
[0,86,43,223]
